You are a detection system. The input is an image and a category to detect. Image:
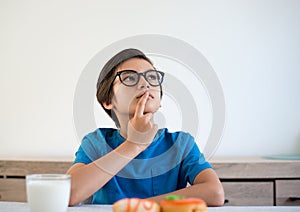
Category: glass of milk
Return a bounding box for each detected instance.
[26,174,71,212]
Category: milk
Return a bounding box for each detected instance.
[26,174,71,212]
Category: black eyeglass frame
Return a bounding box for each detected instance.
[113,69,165,87]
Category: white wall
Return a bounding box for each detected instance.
[1,0,300,160]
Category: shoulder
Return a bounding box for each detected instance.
[83,128,118,142]
[156,128,197,155]
[158,128,195,144]
[79,128,120,160]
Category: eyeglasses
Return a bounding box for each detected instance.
[114,70,165,87]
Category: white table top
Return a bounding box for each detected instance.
[1,202,300,212]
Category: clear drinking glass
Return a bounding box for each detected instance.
[26,174,71,212]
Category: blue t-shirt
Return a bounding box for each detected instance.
[74,128,212,204]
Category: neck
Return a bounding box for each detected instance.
[117,114,132,139]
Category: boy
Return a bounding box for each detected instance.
[67,48,224,206]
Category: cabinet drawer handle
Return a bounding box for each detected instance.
[288,197,300,201]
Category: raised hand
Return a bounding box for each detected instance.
[127,91,158,146]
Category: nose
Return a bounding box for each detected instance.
[137,75,150,89]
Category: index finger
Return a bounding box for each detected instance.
[135,92,149,117]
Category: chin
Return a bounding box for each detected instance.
[129,101,160,115]
[144,104,160,114]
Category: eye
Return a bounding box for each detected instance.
[123,75,136,82]
[147,73,158,81]
[121,72,137,82]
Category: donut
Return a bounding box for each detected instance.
[113,198,160,212]
[160,195,207,212]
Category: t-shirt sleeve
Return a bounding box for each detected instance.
[73,129,113,165]
[73,145,93,164]
[73,135,96,165]
[180,135,212,184]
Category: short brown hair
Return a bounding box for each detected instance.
[96,48,162,127]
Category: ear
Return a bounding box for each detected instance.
[102,101,113,110]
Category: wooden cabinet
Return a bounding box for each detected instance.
[276,180,300,206]
[0,158,299,206]
[0,178,26,202]
[222,181,273,206]
[0,160,72,202]
[211,158,300,206]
